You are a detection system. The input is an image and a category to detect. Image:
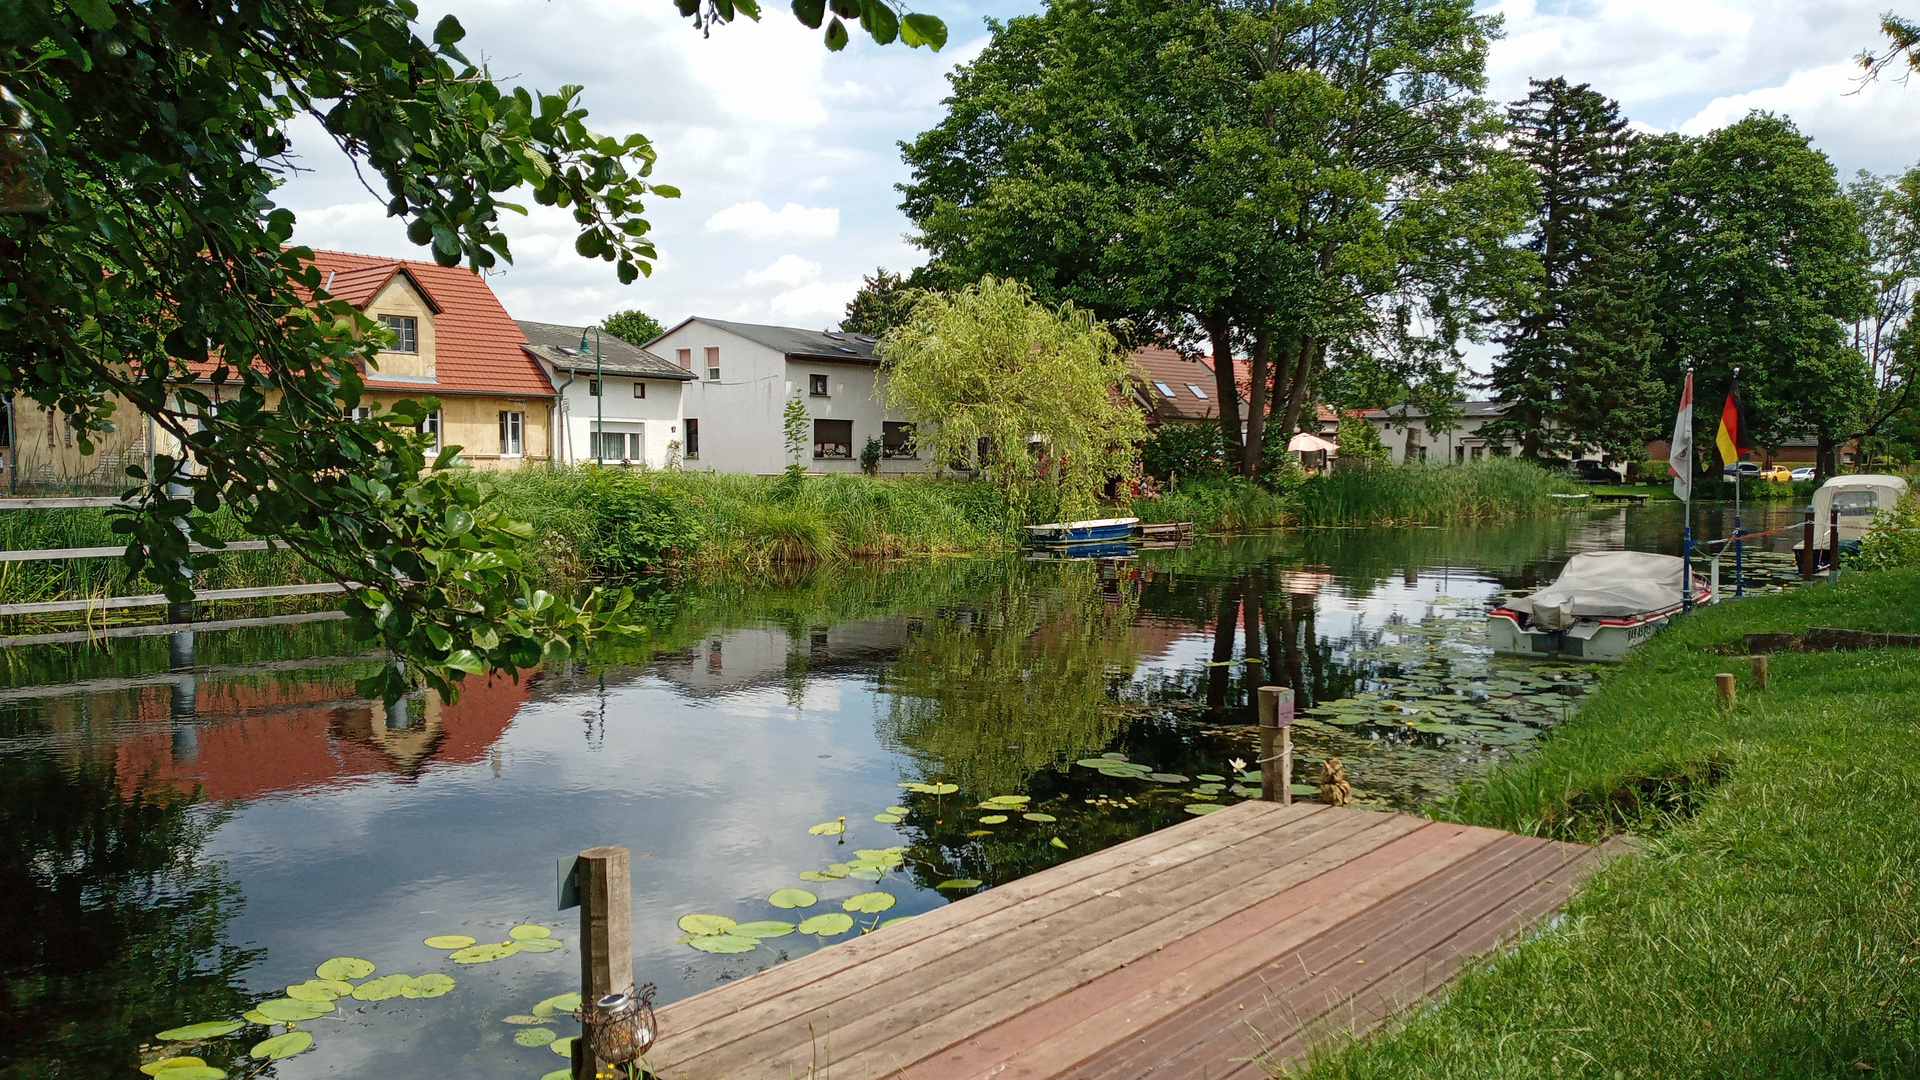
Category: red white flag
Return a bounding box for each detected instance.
[1669,372,1693,503]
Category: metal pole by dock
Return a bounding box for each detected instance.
[1258,685,1293,806]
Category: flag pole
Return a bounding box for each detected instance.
[1731,366,1745,598]
[1678,368,1694,612]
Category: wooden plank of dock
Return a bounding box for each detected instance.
[649,801,1599,1080]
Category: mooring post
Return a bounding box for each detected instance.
[1751,655,1769,691]
[1800,503,1815,580]
[573,845,633,1080]
[1257,685,1293,806]
[1829,504,1842,582]
[1715,672,1736,709]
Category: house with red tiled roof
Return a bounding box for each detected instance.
[1129,346,1236,425]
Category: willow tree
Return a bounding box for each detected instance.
[879,278,1146,522]
[0,0,943,701]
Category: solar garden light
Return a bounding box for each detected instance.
[576,983,657,1076]
[0,87,52,214]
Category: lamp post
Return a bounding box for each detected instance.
[579,327,603,466]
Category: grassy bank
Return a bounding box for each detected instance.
[1284,569,1920,1078]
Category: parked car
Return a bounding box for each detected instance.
[1570,459,1620,483]
[1722,461,1762,482]
[1791,467,1817,482]
[1759,464,1792,482]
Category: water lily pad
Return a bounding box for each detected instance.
[878,915,915,929]
[504,1015,548,1025]
[514,937,564,953]
[980,794,1030,806]
[424,934,476,950]
[531,993,580,1018]
[979,814,1008,824]
[1100,752,1128,761]
[403,973,455,998]
[1022,812,1058,822]
[509,924,552,941]
[515,1027,559,1047]
[1051,837,1068,849]
[730,920,797,938]
[542,1071,571,1080]
[688,933,759,953]
[884,806,910,815]
[799,868,847,882]
[899,781,958,794]
[936,878,982,889]
[451,941,523,963]
[848,867,884,882]
[1184,803,1228,815]
[808,820,846,835]
[155,1021,243,1042]
[1146,772,1189,783]
[798,913,855,935]
[240,1010,273,1025]
[250,1030,314,1060]
[843,891,896,913]
[351,973,415,1002]
[677,913,736,936]
[315,956,374,981]
[151,1068,224,1080]
[769,887,818,909]
[552,1036,575,1056]
[1196,773,1226,782]
[284,979,350,1002]
[873,813,903,823]
[251,998,332,1023]
[142,1057,207,1075]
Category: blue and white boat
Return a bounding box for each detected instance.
[1023,517,1140,545]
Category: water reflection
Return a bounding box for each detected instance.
[0,502,1780,1077]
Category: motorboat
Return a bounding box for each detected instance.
[1022,517,1139,545]
[1793,474,1908,560]
[1489,551,1711,662]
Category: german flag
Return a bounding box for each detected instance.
[1714,381,1751,469]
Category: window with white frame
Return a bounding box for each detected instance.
[499,410,523,456]
[883,421,916,459]
[1152,381,1175,397]
[1186,383,1208,399]
[588,378,601,397]
[704,346,720,381]
[809,373,829,397]
[377,315,418,353]
[676,348,692,370]
[684,418,699,459]
[419,410,441,453]
[813,418,853,459]
[633,381,646,399]
[350,405,373,421]
[591,428,644,461]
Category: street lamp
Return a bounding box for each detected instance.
[579,326,602,466]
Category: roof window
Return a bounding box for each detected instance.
[1153,381,1176,397]
[1186,383,1208,399]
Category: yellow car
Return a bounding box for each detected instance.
[1759,464,1792,483]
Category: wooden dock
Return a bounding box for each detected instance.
[650,801,1599,1080]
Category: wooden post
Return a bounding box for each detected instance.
[1715,672,1736,709]
[1751,654,1769,691]
[1801,503,1815,580]
[574,845,633,1080]
[1257,685,1293,805]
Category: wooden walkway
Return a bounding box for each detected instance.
[650,801,1600,1080]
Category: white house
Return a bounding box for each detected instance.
[646,317,928,475]
[1365,400,1608,466]
[519,320,695,469]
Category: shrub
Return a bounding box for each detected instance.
[1335,415,1389,466]
[1141,423,1230,482]
[1628,457,1671,483]
[1854,492,1920,571]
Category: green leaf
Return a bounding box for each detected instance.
[315,956,375,981]
[424,934,477,949]
[514,937,564,953]
[443,649,486,674]
[978,815,1008,824]
[808,820,846,835]
[432,13,466,46]
[1184,803,1228,815]
[141,1057,215,1076]
[516,1027,559,1046]
[450,941,522,963]
[1051,837,1069,849]
[688,932,759,953]
[791,0,825,28]
[842,891,896,913]
[155,1021,243,1041]
[935,879,981,889]
[798,912,855,935]
[799,868,847,881]
[284,979,351,1002]
[677,913,737,936]
[552,1036,576,1056]
[402,973,456,998]
[509,923,552,940]
[351,973,415,1002]
[1022,813,1057,822]
[69,0,115,30]
[250,998,332,1023]
[768,887,818,909]
[824,16,849,50]
[250,1030,314,1060]
[729,920,797,938]
[900,12,947,49]
[873,812,902,823]
[531,993,580,1017]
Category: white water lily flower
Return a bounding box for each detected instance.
[1228,757,1247,772]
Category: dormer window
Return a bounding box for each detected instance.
[378,315,418,353]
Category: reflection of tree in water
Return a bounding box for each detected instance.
[1132,570,1361,716]
[0,756,256,1079]
[876,561,1143,795]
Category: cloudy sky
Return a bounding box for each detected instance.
[278,0,1920,335]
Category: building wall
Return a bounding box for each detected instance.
[652,323,929,476]
[419,392,553,471]
[554,372,687,470]
[1367,414,1511,466]
[364,276,438,380]
[6,394,151,494]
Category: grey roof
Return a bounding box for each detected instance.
[1368,400,1509,420]
[688,317,881,362]
[516,320,695,380]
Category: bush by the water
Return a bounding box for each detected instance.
[1853,490,1920,570]
[1140,423,1232,482]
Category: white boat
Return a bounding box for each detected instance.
[1022,517,1140,545]
[1793,474,1909,559]
[1489,551,1711,662]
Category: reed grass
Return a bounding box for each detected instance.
[1278,568,1920,1079]
[1292,459,1575,527]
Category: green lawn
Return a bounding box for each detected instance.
[1284,569,1920,1079]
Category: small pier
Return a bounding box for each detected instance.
[651,801,1598,1080]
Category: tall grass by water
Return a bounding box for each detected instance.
[1280,568,1920,1078]
[1292,458,1575,527]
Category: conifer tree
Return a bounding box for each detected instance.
[1486,79,1663,462]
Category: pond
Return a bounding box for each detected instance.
[0,500,1807,1079]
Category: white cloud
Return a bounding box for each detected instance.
[705,201,841,242]
[744,254,823,286]
[771,279,864,325]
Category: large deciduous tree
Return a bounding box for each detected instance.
[879,278,1146,521]
[0,0,943,701]
[899,0,1528,479]
[1484,78,1662,463]
[1645,114,1874,475]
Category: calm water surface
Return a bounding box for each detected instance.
[0,501,1805,1079]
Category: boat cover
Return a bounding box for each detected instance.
[1808,474,1908,549]
[1506,551,1690,631]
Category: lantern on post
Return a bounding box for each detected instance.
[0,87,52,214]
[576,983,657,1075]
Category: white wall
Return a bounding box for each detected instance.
[653,322,930,476]
[553,371,685,470]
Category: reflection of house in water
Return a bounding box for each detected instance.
[77,667,534,801]
[651,617,921,698]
